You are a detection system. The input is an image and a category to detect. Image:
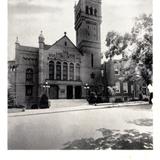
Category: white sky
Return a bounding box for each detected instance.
[8,0,152,60]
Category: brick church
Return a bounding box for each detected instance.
[8,0,102,108]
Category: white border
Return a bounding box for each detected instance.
[0,0,7,152]
[0,0,160,159]
[153,0,160,152]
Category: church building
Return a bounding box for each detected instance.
[8,0,102,108]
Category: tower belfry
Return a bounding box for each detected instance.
[74,0,102,85]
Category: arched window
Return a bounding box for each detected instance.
[86,6,89,14]
[94,9,97,16]
[26,68,33,82]
[90,7,93,15]
[56,61,61,80]
[63,62,68,80]
[76,64,80,81]
[69,63,74,80]
[49,61,54,80]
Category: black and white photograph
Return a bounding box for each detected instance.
[7,0,153,150]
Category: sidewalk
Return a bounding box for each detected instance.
[8,101,150,117]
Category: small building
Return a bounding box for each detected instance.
[103,58,150,102]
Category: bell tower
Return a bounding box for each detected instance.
[74,0,102,86]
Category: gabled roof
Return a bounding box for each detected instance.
[46,35,82,55]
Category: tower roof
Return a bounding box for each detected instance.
[39,31,44,38]
[15,36,19,44]
[39,31,45,43]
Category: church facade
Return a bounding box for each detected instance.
[8,0,102,108]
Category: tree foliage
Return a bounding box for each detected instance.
[105,14,153,85]
[131,14,153,84]
[105,32,131,59]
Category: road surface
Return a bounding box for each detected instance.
[8,104,152,150]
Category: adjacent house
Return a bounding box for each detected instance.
[103,56,150,102]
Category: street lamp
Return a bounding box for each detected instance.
[43,81,50,97]
[84,83,90,99]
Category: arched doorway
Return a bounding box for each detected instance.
[49,85,59,99]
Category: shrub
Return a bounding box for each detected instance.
[39,94,49,109]
[115,98,123,103]
[31,104,38,109]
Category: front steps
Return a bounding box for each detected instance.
[49,99,87,108]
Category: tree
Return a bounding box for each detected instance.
[105,14,153,85]
[105,31,131,59]
[131,14,153,85]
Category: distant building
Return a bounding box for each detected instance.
[103,57,150,102]
[8,0,102,108]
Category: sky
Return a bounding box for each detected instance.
[8,0,152,60]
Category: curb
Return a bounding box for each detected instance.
[8,102,150,118]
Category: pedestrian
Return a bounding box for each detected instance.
[148,84,153,104]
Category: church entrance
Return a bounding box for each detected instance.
[49,85,59,99]
[75,86,82,99]
[67,86,73,99]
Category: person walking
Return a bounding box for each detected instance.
[148,84,153,104]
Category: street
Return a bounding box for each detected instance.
[8,102,152,150]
